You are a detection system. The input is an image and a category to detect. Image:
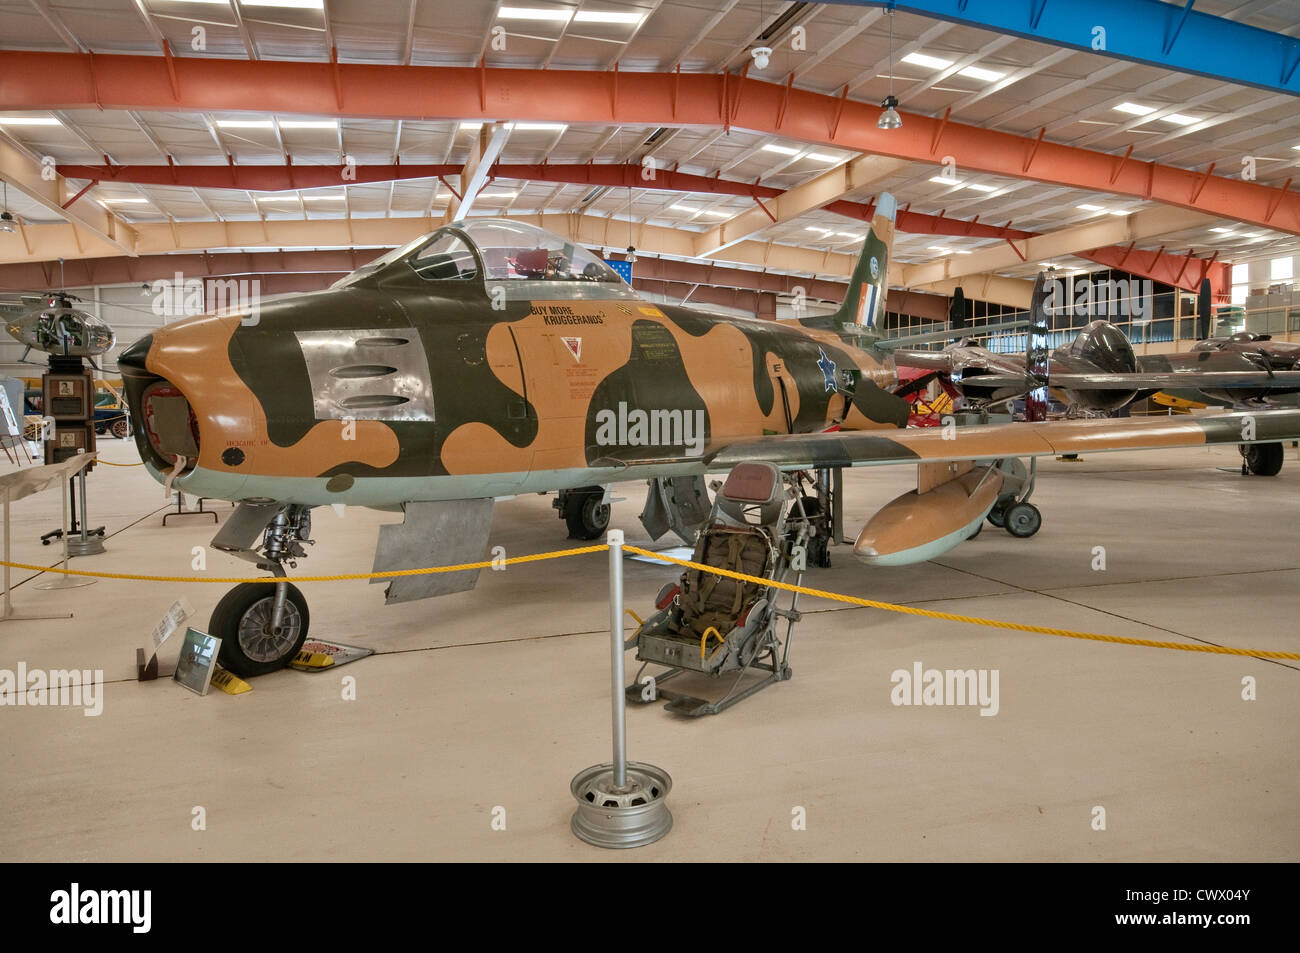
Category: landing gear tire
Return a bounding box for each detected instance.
[1240,442,1283,476]
[209,581,310,678]
[987,501,1008,528]
[111,418,129,440]
[564,487,611,540]
[1003,502,1042,539]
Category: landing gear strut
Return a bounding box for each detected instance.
[988,457,1042,539]
[209,504,314,677]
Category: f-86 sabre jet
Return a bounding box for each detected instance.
[117,195,1300,676]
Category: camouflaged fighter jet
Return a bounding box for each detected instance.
[117,193,1300,676]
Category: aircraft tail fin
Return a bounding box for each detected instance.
[800,192,896,337]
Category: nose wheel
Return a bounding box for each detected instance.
[209,581,310,677]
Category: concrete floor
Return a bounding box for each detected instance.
[1,435,1297,861]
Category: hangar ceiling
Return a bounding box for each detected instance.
[0,0,1298,308]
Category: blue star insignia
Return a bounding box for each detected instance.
[817,348,837,393]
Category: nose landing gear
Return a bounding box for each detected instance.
[208,503,314,677]
[210,581,310,678]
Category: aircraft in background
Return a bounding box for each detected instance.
[116,195,1300,676]
[1190,331,1300,370]
[893,276,1300,477]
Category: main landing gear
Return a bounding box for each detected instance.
[1239,442,1283,477]
[208,504,314,677]
[554,486,611,540]
[985,457,1043,539]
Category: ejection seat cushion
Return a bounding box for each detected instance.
[513,247,549,277]
[677,527,772,638]
[721,462,780,503]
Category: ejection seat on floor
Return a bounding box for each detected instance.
[625,461,812,717]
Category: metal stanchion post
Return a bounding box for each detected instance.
[66,468,104,556]
[570,528,672,848]
[35,475,94,591]
[609,529,627,789]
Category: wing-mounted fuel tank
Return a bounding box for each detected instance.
[853,460,1003,566]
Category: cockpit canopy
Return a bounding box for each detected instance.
[334,218,629,294]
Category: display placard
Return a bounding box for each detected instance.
[151,598,196,651]
[0,390,18,438]
[173,628,222,696]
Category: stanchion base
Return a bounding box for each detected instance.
[66,536,106,557]
[0,609,73,623]
[570,761,672,849]
[35,574,95,590]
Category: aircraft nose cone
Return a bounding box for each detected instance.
[118,333,153,376]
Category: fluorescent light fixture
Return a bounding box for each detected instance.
[954,249,972,254]
[964,182,998,192]
[929,175,964,186]
[958,65,1006,82]
[1108,209,1132,216]
[459,121,483,132]
[671,204,700,213]
[256,195,298,201]
[805,152,839,162]
[1210,227,1234,233]
[928,246,951,253]
[1114,102,1155,116]
[101,197,149,203]
[508,122,567,131]
[837,232,864,240]
[279,120,338,129]
[302,194,346,201]
[481,190,518,199]
[0,116,61,125]
[901,52,953,70]
[761,143,800,155]
[804,226,833,232]
[498,6,573,21]
[1160,113,1199,126]
[243,0,325,8]
[1076,204,1104,211]
[574,10,646,24]
[700,209,731,217]
[1240,232,1262,238]
[216,120,274,129]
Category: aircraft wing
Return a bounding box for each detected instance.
[702,408,1300,471]
[873,318,1034,351]
[889,348,958,371]
[1049,370,1300,391]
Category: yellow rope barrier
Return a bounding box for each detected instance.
[2,540,1294,660]
[0,545,607,584]
[622,545,1300,661]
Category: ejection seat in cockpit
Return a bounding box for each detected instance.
[624,462,813,717]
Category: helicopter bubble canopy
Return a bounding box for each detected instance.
[5,301,116,357]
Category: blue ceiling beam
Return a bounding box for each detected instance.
[813,1,1300,97]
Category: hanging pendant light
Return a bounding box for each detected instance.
[878,8,902,131]
[0,182,15,234]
